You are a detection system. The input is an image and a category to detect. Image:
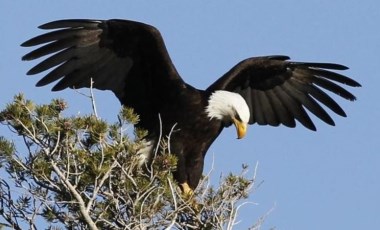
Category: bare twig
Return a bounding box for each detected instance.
[89,78,98,118]
[165,178,179,230]
[73,78,98,118]
[49,160,98,230]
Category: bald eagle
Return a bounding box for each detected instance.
[21,19,360,194]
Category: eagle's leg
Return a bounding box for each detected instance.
[180,182,193,196]
[180,182,201,212]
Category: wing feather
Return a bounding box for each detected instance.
[23,38,79,61]
[279,83,316,130]
[208,56,360,130]
[252,90,265,125]
[21,29,92,47]
[22,19,183,106]
[313,77,357,101]
[38,19,101,29]
[286,79,335,126]
[265,89,293,127]
[309,68,360,87]
[257,90,278,126]
[289,77,347,117]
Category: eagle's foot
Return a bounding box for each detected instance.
[180,182,201,212]
[180,182,194,197]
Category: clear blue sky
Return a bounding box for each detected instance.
[1,1,378,229]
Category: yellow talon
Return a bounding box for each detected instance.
[180,182,193,196]
[180,182,201,212]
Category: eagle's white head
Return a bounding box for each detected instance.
[206,90,250,139]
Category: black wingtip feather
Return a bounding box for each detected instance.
[38,19,101,29]
[308,123,317,131]
[21,40,33,47]
[309,69,361,87]
[26,69,37,75]
[350,80,362,88]
[268,55,290,61]
[292,61,349,70]
[21,55,31,61]
[51,85,64,91]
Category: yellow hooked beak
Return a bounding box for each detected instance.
[232,117,247,139]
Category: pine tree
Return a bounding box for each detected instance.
[0,94,263,230]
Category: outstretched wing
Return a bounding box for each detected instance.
[21,19,183,104]
[207,55,361,131]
